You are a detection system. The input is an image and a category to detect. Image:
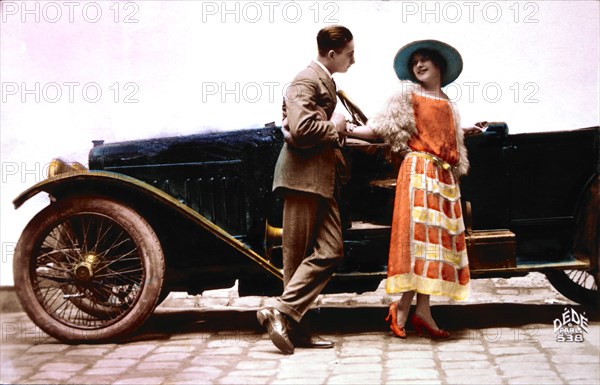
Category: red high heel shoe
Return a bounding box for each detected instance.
[410,314,450,338]
[384,302,406,338]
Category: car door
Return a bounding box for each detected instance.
[461,124,512,230]
[506,128,597,262]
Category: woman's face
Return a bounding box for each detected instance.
[411,53,442,87]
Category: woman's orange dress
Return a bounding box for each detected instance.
[371,84,470,300]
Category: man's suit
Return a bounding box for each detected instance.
[272,61,345,323]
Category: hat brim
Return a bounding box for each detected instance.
[393,40,463,87]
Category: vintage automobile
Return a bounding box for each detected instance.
[12,94,599,343]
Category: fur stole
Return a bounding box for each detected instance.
[369,81,418,154]
[369,81,470,178]
[452,106,470,178]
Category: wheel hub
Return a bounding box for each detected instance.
[74,254,98,281]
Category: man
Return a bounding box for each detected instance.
[257,25,355,354]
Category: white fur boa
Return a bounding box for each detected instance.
[452,106,470,177]
[369,81,470,177]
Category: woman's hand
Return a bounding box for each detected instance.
[463,121,488,136]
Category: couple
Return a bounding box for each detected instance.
[257,25,480,354]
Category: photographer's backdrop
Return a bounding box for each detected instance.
[1,1,598,285]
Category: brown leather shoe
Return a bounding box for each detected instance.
[256,308,295,354]
[289,323,335,348]
[291,332,335,349]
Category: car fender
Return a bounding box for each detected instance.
[13,169,283,280]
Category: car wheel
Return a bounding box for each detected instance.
[546,267,599,306]
[14,195,165,342]
[546,181,599,306]
[156,286,171,307]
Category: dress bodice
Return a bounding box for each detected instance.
[408,93,459,165]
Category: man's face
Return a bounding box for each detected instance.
[330,40,355,74]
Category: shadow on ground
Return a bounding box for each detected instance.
[123,303,599,343]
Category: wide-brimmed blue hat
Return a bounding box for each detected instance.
[393,40,463,86]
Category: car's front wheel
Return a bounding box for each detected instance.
[14,195,165,342]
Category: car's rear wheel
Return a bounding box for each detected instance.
[546,180,599,306]
[14,195,165,342]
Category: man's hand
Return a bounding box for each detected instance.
[282,109,349,147]
[281,117,310,148]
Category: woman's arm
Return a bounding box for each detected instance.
[343,124,379,140]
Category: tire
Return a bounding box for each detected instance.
[156,286,171,307]
[14,195,165,342]
[546,180,599,306]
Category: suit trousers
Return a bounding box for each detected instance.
[275,189,344,323]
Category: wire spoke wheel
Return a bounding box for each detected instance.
[564,270,598,292]
[34,213,144,326]
[15,196,165,342]
[546,179,599,306]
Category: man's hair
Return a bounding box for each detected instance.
[408,48,448,78]
[317,25,353,56]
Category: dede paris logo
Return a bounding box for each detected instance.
[553,307,589,343]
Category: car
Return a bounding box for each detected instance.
[11,93,599,343]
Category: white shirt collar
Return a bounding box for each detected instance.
[313,60,333,79]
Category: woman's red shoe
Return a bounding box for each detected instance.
[384,302,406,338]
[410,314,450,338]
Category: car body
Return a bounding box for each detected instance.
[12,121,599,342]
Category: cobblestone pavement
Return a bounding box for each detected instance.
[1,273,599,385]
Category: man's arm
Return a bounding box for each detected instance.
[285,81,346,148]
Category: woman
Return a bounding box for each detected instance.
[346,40,481,338]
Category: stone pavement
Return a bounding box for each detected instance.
[1,273,599,385]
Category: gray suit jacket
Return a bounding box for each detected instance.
[273,62,343,199]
